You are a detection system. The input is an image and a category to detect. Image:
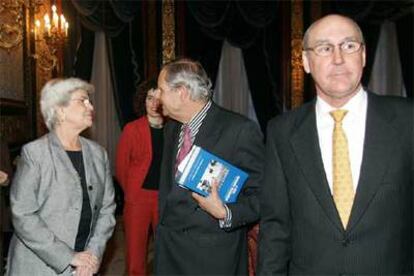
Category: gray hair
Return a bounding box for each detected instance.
[40,78,94,130]
[302,14,365,49]
[161,58,212,102]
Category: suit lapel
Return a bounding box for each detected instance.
[159,119,180,219]
[290,103,344,232]
[193,103,222,151]
[168,121,180,185]
[48,132,80,184]
[346,93,397,232]
[80,137,97,209]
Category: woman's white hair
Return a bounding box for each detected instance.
[40,78,94,130]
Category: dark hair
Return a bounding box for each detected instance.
[133,79,158,117]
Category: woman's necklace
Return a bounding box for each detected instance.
[149,122,164,129]
[148,117,164,129]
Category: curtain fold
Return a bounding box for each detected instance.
[184,1,281,132]
[109,1,140,23]
[236,1,276,27]
[368,21,406,97]
[106,18,144,126]
[72,26,95,81]
[69,0,143,127]
[70,0,99,17]
[332,0,413,97]
[90,32,121,170]
[214,40,258,124]
[396,12,413,98]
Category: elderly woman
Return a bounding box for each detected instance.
[116,79,163,275]
[6,78,116,276]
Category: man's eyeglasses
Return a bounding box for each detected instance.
[303,41,364,57]
[70,98,93,106]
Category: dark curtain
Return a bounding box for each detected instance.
[331,0,413,98]
[67,0,143,127]
[396,12,413,98]
[182,1,283,132]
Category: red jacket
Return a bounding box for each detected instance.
[116,116,152,204]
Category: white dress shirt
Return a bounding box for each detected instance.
[316,88,368,193]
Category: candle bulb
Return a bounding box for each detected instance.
[53,14,58,29]
[60,15,65,31]
[44,14,50,25]
[51,5,58,28]
[46,23,51,37]
[65,22,69,37]
[35,20,41,40]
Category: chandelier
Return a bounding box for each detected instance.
[33,4,68,73]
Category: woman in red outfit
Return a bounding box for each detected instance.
[116,80,164,275]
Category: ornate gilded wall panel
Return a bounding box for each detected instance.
[0,47,24,101]
[0,0,24,51]
[33,0,53,137]
[0,1,35,146]
[0,115,30,145]
[0,0,25,101]
[162,0,175,64]
[291,0,304,108]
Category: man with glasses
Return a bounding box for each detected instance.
[258,14,413,274]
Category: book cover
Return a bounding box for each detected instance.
[176,145,248,203]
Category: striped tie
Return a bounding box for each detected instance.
[175,125,192,171]
[330,109,355,229]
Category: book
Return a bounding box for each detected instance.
[176,145,248,203]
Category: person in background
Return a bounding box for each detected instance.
[0,139,12,276]
[0,171,8,186]
[6,78,116,276]
[153,58,264,275]
[116,79,164,275]
[0,139,12,186]
[258,14,413,275]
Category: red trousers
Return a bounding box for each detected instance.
[123,188,158,276]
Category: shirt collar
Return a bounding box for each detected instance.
[316,87,366,120]
[186,100,212,130]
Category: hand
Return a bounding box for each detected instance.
[192,180,226,219]
[0,170,9,186]
[74,265,94,276]
[86,250,100,274]
[70,251,99,272]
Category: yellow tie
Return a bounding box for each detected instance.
[330,109,354,229]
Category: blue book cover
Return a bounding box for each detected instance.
[176,145,248,203]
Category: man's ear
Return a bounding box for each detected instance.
[362,46,366,68]
[302,51,311,74]
[178,86,190,101]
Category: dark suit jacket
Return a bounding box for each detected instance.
[258,93,414,275]
[155,103,265,275]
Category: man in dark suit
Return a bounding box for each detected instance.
[153,58,264,275]
[258,14,413,275]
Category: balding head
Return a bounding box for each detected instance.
[303,14,364,49]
